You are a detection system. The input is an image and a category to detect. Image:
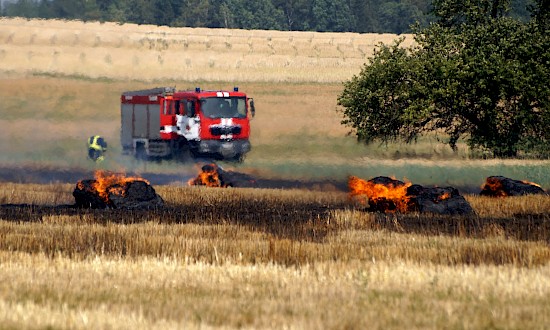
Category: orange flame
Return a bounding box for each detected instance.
[90,170,148,201]
[481,177,507,197]
[188,164,225,187]
[521,179,542,189]
[438,191,451,201]
[348,176,412,212]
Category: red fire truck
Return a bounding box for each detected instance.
[121,87,255,161]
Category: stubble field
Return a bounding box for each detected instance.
[1,18,550,329]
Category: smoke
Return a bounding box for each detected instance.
[243,157,550,194]
[2,148,550,194]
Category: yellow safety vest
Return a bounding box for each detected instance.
[88,136,106,151]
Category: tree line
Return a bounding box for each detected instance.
[0,0,535,34]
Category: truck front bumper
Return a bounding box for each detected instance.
[197,139,251,158]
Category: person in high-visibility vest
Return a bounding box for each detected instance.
[87,135,107,162]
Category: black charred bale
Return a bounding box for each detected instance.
[480,176,547,197]
[108,180,164,209]
[367,198,402,213]
[73,179,164,209]
[409,185,475,216]
[193,164,257,188]
[218,168,257,188]
[73,179,108,208]
[364,176,474,215]
[370,176,406,186]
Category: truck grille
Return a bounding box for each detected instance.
[210,125,242,136]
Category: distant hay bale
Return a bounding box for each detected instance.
[0,17,413,83]
[227,41,249,54]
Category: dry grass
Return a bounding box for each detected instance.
[468,194,550,218]
[1,184,550,266]
[1,252,549,329]
[1,183,550,328]
[0,17,414,83]
[0,183,73,205]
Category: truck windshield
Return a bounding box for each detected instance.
[200,97,247,119]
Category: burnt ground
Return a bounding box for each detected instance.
[1,202,549,243]
[2,164,548,243]
[0,164,350,191]
[0,164,482,193]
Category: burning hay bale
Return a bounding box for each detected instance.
[73,171,164,209]
[480,176,547,197]
[349,176,411,212]
[349,176,474,215]
[188,163,257,188]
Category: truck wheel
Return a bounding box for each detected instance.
[189,148,203,160]
[135,143,148,161]
[231,154,245,163]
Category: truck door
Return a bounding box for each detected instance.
[177,99,200,141]
[160,98,178,138]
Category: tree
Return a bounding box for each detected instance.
[4,0,39,17]
[83,0,102,20]
[215,0,285,30]
[338,0,550,157]
[124,0,155,24]
[218,1,233,28]
[42,0,85,19]
[310,0,354,32]
[173,0,211,27]
[531,0,550,28]
[431,0,510,27]
[104,0,129,22]
[338,38,428,145]
[272,0,309,30]
[353,0,384,32]
[378,0,425,33]
[152,0,175,26]
[231,0,285,30]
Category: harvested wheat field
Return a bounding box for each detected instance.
[1,18,550,329]
[0,17,413,83]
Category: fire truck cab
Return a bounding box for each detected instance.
[121,87,255,161]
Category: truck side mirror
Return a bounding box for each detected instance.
[250,99,255,118]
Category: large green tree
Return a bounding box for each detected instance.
[338,0,550,157]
